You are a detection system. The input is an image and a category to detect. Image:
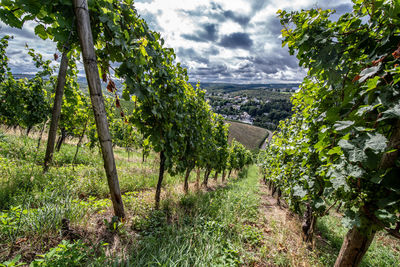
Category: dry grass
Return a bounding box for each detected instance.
[227,121,270,150]
[254,181,319,266]
[2,171,232,264]
[61,178,231,262]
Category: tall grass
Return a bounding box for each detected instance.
[118,166,261,266]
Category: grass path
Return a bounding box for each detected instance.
[111,166,262,266]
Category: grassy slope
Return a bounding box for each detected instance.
[1,130,398,266]
[0,130,260,265]
[122,166,261,266]
[0,130,198,263]
[227,121,270,150]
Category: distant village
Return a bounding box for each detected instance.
[205,86,297,129]
[208,94,256,124]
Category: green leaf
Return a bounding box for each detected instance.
[364,133,387,153]
[139,46,148,57]
[381,104,400,120]
[377,195,400,208]
[364,76,380,92]
[359,65,380,83]
[334,121,354,131]
[338,139,353,150]
[314,198,326,210]
[374,209,397,224]
[327,146,342,155]
[342,209,361,228]
[34,25,48,40]
[292,185,307,198]
[0,10,23,28]
[331,172,349,191]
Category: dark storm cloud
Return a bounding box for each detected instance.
[208,46,220,55]
[249,0,269,15]
[222,11,251,26]
[181,23,218,42]
[180,3,251,27]
[178,47,210,64]
[266,17,284,36]
[219,32,253,49]
[191,63,230,76]
[185,47,302,82]
[248,42,299,67]
[250,54,298,74]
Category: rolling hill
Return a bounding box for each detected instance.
[227,121,270,150]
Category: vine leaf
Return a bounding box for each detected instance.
[358,65,380,83]
[364,133,387,153]
[34,25,48,40]
[334,120,354,131]
[293,185,307,198]
[381,104,400,120]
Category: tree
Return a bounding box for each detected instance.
[173,84,212,194]
[211,115,229,182]
[0,44,53,133]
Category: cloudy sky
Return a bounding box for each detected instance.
[1,0,352,84]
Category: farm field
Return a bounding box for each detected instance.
[1,1,400,266]
[227,121,270,151]
[0,130,399,266]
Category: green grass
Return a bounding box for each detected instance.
[1,129,260,266]
[1,129,399,266]
[0,132,190,206]
[118,166,261,266]
[316,215,400,266]
[0,130,198,262]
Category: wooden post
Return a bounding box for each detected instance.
[43,48,69,172]
[72,119,88,167]
[37,119,48,150]
[73,0,125,218]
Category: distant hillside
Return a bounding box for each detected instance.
[190,82,300,93]
[227,121,270,150]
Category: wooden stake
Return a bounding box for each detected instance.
[73,0,125,218]
[43,48,69,172]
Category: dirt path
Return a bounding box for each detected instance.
[260,130,273,149]
[255,180,317,267]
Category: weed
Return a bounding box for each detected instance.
[29,240,107,266]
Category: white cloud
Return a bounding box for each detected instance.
[1,0,352,83]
